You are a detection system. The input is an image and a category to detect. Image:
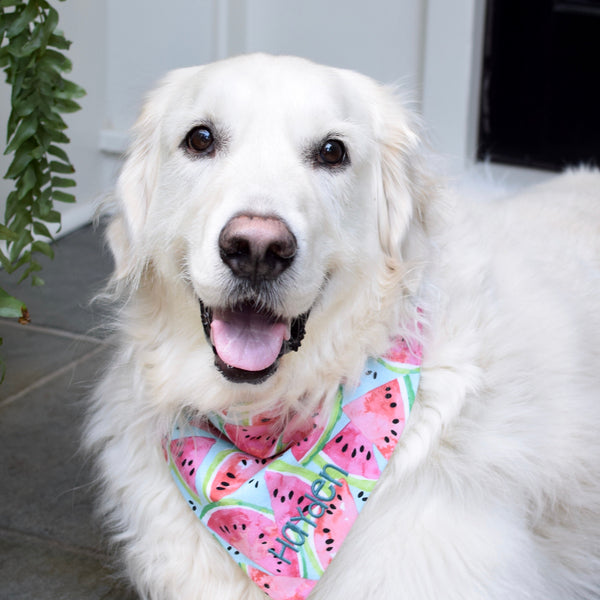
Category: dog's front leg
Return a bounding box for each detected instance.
[309,466,553,600]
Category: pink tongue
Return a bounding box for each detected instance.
[210,307,288,372]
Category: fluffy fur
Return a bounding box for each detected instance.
[86,53,600,599]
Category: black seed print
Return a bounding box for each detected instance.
[366,451,372,460]
[392,418,400,424]
[325,538,334,545]
[189,468,195,476]
[323,528,330,533]
[326,547,333,552]
[357,491,364,498]
[360,445,365,453]
[181,458,187,466]
[335,435,343,444]
[273,488,278,498]
[342,443,348,453]
[384,436,390,443]
[351,448,357,458]
[385,393,392,399]
[264,583,270,589]
[391,429,398,436]
[390,402,397,408]
[226,472,236,479]
[288,491,294,500]
[280,496,285,503]
[258,533,265,539]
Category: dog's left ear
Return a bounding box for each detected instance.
[372,85,433,263]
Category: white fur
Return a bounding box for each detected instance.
[86,54,600,599]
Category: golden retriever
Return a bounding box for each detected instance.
[86,53,600,599]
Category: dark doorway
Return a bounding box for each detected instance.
[477,0,600,171]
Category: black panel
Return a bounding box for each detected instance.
[477,0,600,171]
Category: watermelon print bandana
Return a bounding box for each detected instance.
[166,337,422,600]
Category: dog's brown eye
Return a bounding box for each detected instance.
[318,139,346,166]
[185,126,214,155]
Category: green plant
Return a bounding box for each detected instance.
[0,0,85,381]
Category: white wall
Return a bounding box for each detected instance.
[100,0,426,154]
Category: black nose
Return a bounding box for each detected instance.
[219,214,297,282]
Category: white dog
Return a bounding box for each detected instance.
[86,53,600,599]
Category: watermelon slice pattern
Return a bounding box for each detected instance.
[166,337,421,600]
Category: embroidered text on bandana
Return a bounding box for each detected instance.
[165,338,422,600]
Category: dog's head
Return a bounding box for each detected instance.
[107,54,430,399]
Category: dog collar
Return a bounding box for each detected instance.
[165,337,422,600]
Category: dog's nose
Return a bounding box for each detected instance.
[219,214,297,281]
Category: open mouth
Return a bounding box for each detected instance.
[200,300,309,384]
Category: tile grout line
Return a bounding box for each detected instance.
[0,343,108,409]
[0,318,109,345]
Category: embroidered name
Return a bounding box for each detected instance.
[268,463,348,564]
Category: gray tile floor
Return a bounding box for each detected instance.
[0,225,137,599]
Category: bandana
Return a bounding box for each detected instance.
[165,336,422,600]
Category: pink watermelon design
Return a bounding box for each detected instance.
[343,379,405,459]
[207,505,300,577]
[248,566,317,600]
[224,419,282,459]
[314,479,358,570]
[264,468,360,573]
[290,419,324,463]
[170,436,216,494]
[321,422,380,479]
[265,470,314,530]
[383,337,422,365]
[206,451,269,501]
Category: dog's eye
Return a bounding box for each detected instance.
[185,126,215,155]
[318,139,347,167]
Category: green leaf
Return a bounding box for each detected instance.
[55,78,86,99]
[17,260,42,283]
[6,2,38,38]
[42,209,61,223]
[9,229,32,262]
[0,287,26,318]
[51,176,75,188]
[52,190,75,203]
[31,275,44,287]
[54,97,81,113]
[47,129,69,144]
[47,32,71,50]
[31,239,54,259]
[4,145,34,179]
[17,164,38,199]
[46,144,69,162]
[40,48,72,73]
[5,113,37,153]
[32,220,53,239]
[0,224,19,241]
[49,160,73,174]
